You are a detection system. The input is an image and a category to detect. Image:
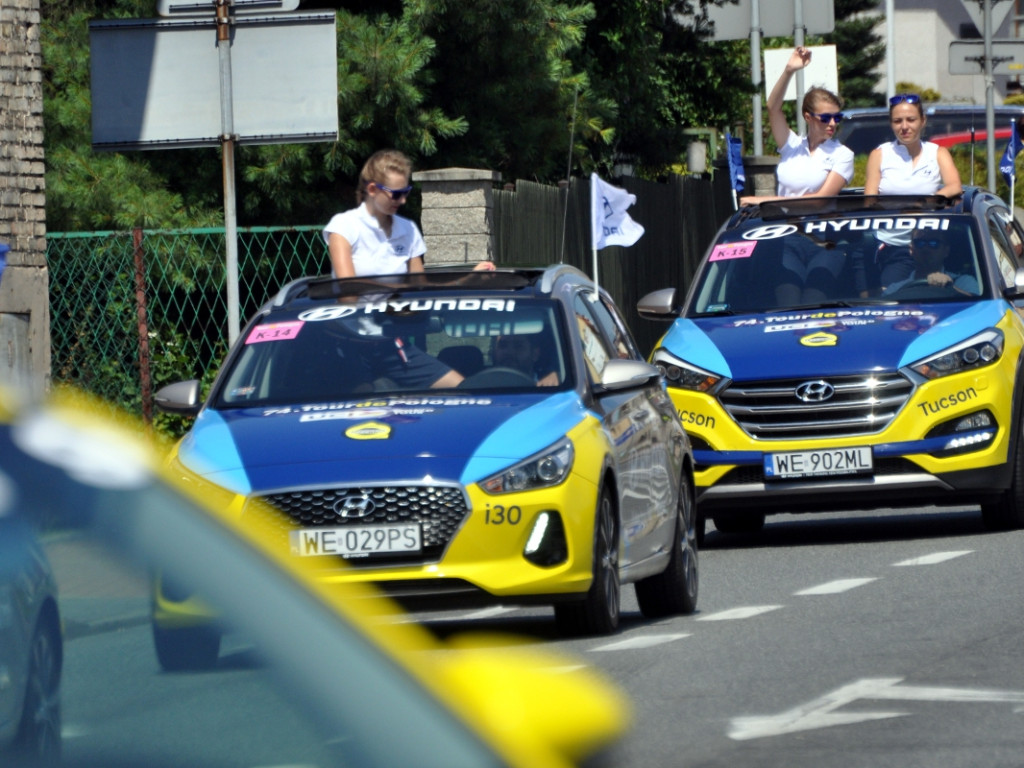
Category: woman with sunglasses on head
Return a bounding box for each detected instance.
[740,47,854,205]
[323,149,495,277]
[864,94,963,197]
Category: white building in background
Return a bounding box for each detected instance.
[875,0,1023,104]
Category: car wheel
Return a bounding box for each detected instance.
[554,487,620,636]
[712,512,766,535]
[981,424,1024,531]
[635,471,699,618]
[153,623,221,672]
[14,615,62,765]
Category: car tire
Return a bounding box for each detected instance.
[14,615,62,765]
[712,512,766,535]
[635,471,699,618]
[153,623,221,672]
[554,487,620,636]
[981,424,1024,531]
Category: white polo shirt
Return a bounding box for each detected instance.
[776,130,854,197]
[322,204,427,277]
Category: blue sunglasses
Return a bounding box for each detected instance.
[889,93,921,106]
[374,183,414,201]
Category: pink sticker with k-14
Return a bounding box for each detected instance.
[245,321,304,344]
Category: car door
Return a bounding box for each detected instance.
[571,290,676,571]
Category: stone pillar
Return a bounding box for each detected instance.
[742,155,780,198]
[413,167,501,267]
[0,1,49,394]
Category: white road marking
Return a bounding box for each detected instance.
[590,633,691,652]
[795,577,877,595]
[729,677,1024,741]
[457,606,519,620]
[697,606,783,621]
[892,550,974,567]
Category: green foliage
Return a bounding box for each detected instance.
[826,0,885,107]
[895,82,942,103]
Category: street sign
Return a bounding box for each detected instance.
[90,13,338,149]
[157,0,299,16]
[959,0,1013,36]
[949,39,1024,75]
[763,46,838,101]
[697,0,835,41]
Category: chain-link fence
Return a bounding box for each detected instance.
[48,225,326,435]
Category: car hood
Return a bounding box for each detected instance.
[176,390,589,496]
[663,301,1008,381]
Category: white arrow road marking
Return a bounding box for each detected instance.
[697,606,783,621]
[729,677,1024,741]
[590,633,691,652]
[892,550,973,566]
[795,577,877,595]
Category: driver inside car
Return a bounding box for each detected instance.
[492,334,559,386]
[882,232,980,297]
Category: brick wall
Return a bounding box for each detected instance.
[0,0,49,393]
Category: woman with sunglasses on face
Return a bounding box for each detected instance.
[740,47,854,205]
[323,149,495,277]
[864,94,963,197]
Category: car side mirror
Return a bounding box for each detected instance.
[154,379,203,416]
[599,359,662,391]
[637,288,678,320]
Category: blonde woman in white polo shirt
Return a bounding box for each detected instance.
[323,149,494,277]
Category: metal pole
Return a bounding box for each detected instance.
[751,0,763,155]
[217,0,240,344]
[794,0,806,137]
[885,0,895,100]
[985,0,997,192]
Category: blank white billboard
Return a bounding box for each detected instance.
[90,13,338,150]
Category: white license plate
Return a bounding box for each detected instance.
[764,446,873,480]
[289,524,422,558]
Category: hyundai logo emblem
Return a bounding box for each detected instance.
[795,380,835,403]
[334,493,376,519]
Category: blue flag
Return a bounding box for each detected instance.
[0,243,7,289]
[1000,119,1023,188]
[725,130,745,193]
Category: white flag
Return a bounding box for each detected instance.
[590,173,644,250]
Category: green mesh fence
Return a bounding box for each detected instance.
[48,226,326,436]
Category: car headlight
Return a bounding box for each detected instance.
[479,439,574,494]
[651,348,724,393]
[909,329,1003,380]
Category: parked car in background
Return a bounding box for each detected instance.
[836,104,1024,156]
[153,265,698,669]
[0,485,62,764]
[640,188,1024,539]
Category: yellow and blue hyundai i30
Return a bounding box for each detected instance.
[640,189,1024,539]
[154,266,697,669]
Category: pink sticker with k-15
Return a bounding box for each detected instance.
[709,241,757,261]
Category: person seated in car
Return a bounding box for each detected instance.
[882,233,979,296]
[492,334,559,386]
[774,237,846,306]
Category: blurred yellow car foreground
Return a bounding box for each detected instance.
[0,387,629,768]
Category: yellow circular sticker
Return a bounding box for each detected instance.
[344,421,392,440]
[800,332,838,347]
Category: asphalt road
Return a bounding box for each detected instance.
[48,504,1024,767]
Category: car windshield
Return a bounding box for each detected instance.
[687,215,985,316]
[215,296,572,407]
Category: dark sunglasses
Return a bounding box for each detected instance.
[912,237,943,249]
[810,112,844,124]
[374,183,413,200]
[889,93,921,106]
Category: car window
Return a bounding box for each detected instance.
[987,208,1022,289]
[572,293,618,381]
[216,297,573,405]
[689,216,984,315]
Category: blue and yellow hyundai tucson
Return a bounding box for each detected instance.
[641,189,1024,539]
[153,266,698,669]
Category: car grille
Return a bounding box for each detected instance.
[718,372,914,440]
[244,484,469,567]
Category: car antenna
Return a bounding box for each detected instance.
[559,86,579,266]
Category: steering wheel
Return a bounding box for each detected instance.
[458,366,536,388]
